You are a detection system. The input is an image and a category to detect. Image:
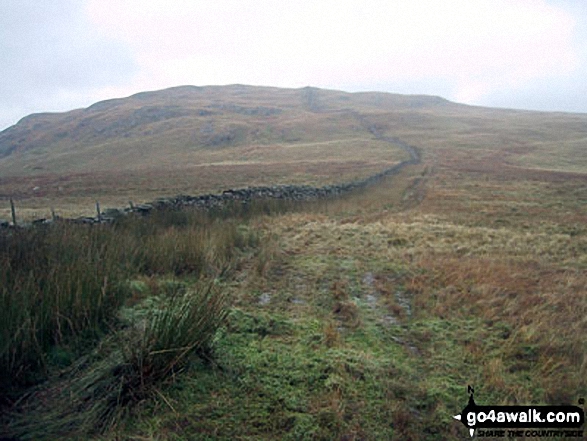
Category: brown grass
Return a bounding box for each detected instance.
[0,86,423,220]
[2,85,587,439]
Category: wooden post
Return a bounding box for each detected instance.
[96,201,102,223]
[129,200,134,210]
[10,198,16,226]
[51,207,57,221]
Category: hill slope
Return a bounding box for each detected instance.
[0,85,451,218]
[0,85,449,173]
[1,84,587,221]
[1,86,586,440]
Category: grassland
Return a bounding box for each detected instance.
[0,86,415,220]
[1,86,586,440]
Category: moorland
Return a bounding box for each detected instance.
[1,85,585,440]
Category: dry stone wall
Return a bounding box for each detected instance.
[1,135,419,228]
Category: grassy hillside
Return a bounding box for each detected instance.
[101,113,585,439]
[1,86,586,440]
[2,85,586,221]
[0,85,439,220]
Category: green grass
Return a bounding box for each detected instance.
[0,225,129,390]
[99,170,582,440]
[6,281,230,440]
[0,205,262,399]
[1,86,586,440]
[3,169,586,439]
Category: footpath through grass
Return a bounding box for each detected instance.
[2,160,586,440]
[110,162,585,440]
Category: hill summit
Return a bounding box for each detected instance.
[0,85,449,165]
[0,85,452,218]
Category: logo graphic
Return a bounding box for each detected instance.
[454,386,585,438]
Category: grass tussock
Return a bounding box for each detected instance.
[0,225,128,391]
[0,206,259,400]
[2,109,587,440]
[331,280,362,329]
[7,282,229,439]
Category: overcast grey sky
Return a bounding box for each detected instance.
[1,0,586,130]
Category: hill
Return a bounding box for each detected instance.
[0,85,587,222]
[0,85,457,219]
[3,85,587,221]
[1,85,586,439]
[0,85,451,162]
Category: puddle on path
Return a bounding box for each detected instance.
[258,292,271,305]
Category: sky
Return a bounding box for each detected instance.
[1,0,587,130]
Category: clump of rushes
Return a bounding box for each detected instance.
[129,280,229,385]
[0,225,129,392]
[0,206,259,397]
[7,281,229,438]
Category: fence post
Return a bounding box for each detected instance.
[96,201,102,223]
[10,198,17,226]
[51,207,57,221]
